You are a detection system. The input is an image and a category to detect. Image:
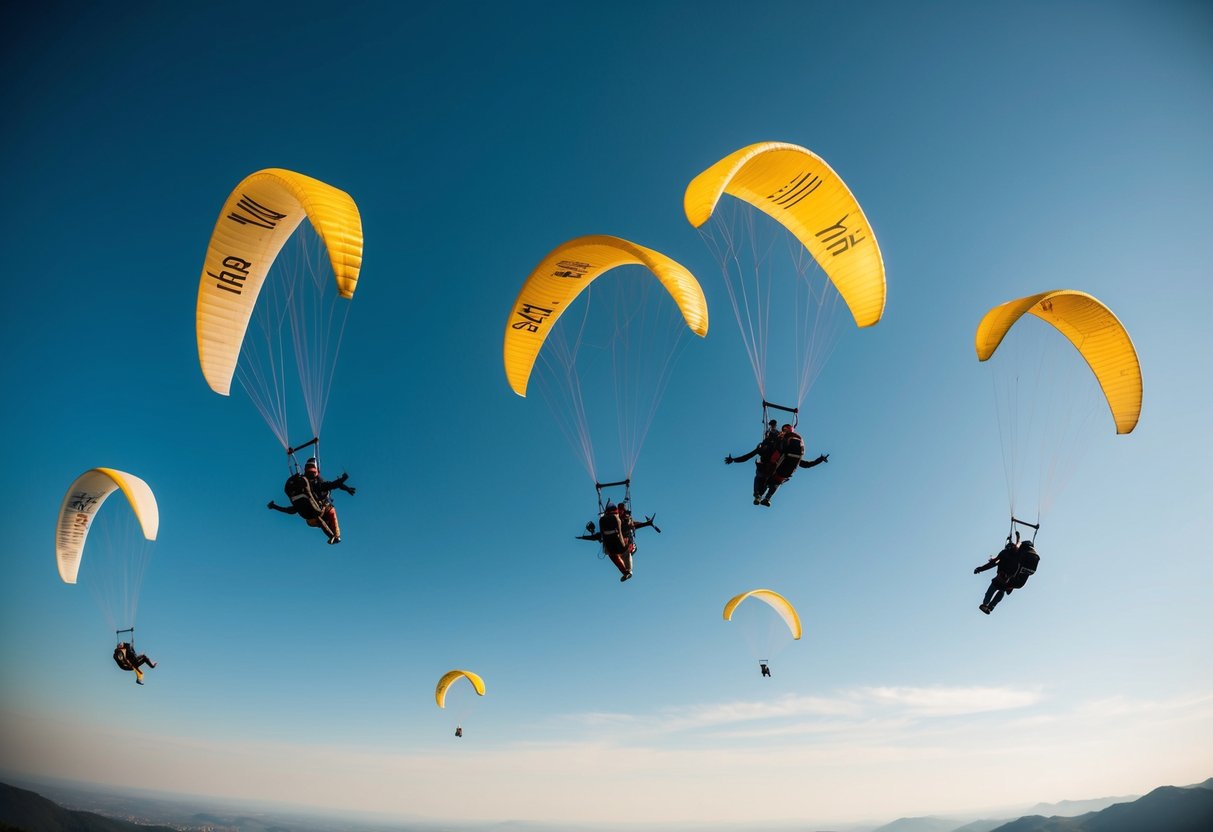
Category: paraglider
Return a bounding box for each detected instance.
[436,669,486,738]
[56,468,160,683]
[575,501,661,581]
[266,455,356,544]
[504,235,706,576]
[973,535,1040,615]
[725,421,828,506]
[112,640,156,685]
[723,589,802,676]
[974,290,1141,602]
[686,142,884,502]
[971,289,1139,613]
[196,168,364,540]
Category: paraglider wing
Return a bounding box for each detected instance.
[503,235,708,397]
[975,290,1142,434]
[435,669,486,708]
[684,141,886,328]
[722,589,802,640]
[196,168,364,396]
[55,468,159,585]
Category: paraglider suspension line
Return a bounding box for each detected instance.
[762,400,798,429]
[595,478,631,514]
[286,436,320,474]
[1010,516,1040,542]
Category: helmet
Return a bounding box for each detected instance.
[304,457,319,470]
[781,424,793,432]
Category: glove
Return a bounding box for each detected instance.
[266,501,275,510]
[817,453,829,464]
[973,566,981,574]
[724,456,734,464]
[345,486,357,496]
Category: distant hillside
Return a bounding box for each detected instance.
[989,783,1213,832]
[1018,795,1138,818]
[946,820,1003,832]
[864,792,1146,832]
[871,817,972,832]
[0,782,178,832]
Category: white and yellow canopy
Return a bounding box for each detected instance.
[55,468,158,585]
[196,168,363,396]
[723,589,802,640]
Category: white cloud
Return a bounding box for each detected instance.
[856,685,1045,716]
[559,684,1046,742]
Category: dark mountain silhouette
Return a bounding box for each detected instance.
[0,782,178,832]
[945,820,1003,832]
[1017,795,1138,818]
[865,796,1140,832]
[989,782,1213,832]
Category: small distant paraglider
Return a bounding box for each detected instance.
[436,669,486,738]
[723,589,802,677]
[56,467,160,685]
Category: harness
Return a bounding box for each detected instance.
[593,479,642,557]
[759,401,802,482]
[285,473,327,519]
[598,511,629,555]
[283,436,334,522]
[114,628,136,670]
[771,433,805,480]
[1008,547,1039,589]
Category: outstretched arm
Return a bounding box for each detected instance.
[974,559,997,574]
[799,453,829,469]
[576,533,602,542]
[319,474,356,495]
[267,501,297,514]
[634,514,662,534]
[726,447,761,464]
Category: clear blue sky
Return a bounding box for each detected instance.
[2,1,1211,826]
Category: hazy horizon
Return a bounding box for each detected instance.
[3,771,1199,831]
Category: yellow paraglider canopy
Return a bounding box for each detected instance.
[684,141,886,329]
[196,168,364,396]
[723,589,802,640]
[503,235,708,397]
[975,290,1142,435]
[435,669,486,708]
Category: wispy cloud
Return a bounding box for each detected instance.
[856,684,1044,716]
[560,684,1045,741]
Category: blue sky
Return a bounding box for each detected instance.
[2,1,1211,826]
